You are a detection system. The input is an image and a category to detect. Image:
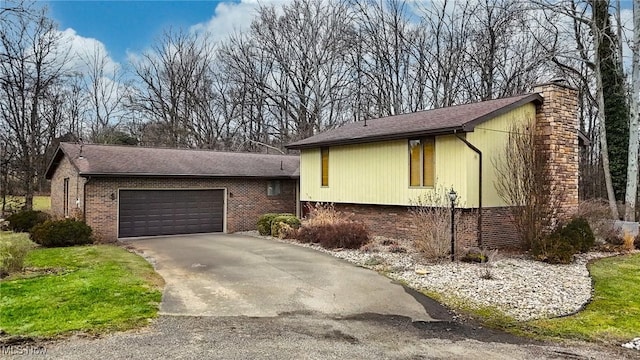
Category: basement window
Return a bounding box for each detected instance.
[267,180,281,196]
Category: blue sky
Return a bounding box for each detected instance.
[47,1,230,62]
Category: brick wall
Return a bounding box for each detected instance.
[308,202,520,249]
[481,207,520,249]
[79,176,296,242]
[533,82,580,224]
[50,156,85,219]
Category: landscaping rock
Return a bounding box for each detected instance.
[622,338,640,350]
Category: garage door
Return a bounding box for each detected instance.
[118,189,224,238]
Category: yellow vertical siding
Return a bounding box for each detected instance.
[300,136,469,206]
[299,103,536,208]
[466,103,537,207]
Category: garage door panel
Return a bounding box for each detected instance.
[118,189,224,238]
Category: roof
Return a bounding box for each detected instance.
[286,93,543,149]
[45,143,300,180]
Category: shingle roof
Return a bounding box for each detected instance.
[286,93,542,149]
[45,143,300,179]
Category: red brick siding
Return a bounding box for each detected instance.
[83,177,296,242]
[50,156,85,219]
[481,207,520,249]
[307,202,520,249]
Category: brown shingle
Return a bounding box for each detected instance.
[286,93,542,149]
[46,143,300,179]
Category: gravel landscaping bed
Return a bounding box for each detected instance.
[239,231,617,321]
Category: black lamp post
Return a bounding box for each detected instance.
[448,188,457,262]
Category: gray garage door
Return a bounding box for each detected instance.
[118,189,224,238]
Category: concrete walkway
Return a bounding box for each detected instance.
[128,234,445,321]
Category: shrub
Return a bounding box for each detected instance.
[298,203,369,249]
[0,233,35,277]
[531,232,577,264]
[257,213,296,236]
[530,218,593,264]
[635,234,640,250]
[30,219,93,247]
[409,189,452,260]
[303,203,346,226]
[257,213,279,235]
[271,215,301,239]
[297,222,369,249]
[6,210,50,233]
[460,249,488,263]
[559,217,595,253]
[623,232,635,252]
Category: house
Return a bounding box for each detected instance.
[45,143,299,242]
[286,82,579,248]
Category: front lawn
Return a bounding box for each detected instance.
[0,244,163,337]
[519,253,640,343]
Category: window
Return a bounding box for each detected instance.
[409,138,435,187]
[267,180,281,196]
[321,147,329,187]
[63,178,69,216]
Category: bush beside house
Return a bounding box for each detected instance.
[531,217,595,264]
[30,219,93,247]
[296,203,370,249]
[257,213,299,237]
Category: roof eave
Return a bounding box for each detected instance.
[78,172,300,179]
[287,93,544,150]
[285,127,466,149]
[45,144,82,180]
[461,93,543,132]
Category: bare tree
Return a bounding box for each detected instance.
[220,0,355,146]
[493,122,558,249]
[0,3,70,209]
[625,0,640,221]
[81,43,127,142]
[129,29,214,147]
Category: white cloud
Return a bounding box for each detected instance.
[189,0,291,43]
[58,28,120,77]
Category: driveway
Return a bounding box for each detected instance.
[30,234,636,359]
[128,233,448,321]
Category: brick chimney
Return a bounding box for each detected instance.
[533,80,580,223]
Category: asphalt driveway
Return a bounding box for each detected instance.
[17,234,635,359]
[128,233,448,321]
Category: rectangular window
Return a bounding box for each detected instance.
[423,137,435,187]
[267,180,281,196]
[409,138,435,187]
[409,140,421,186]
[321,147,329,187]
[63,178,69,216]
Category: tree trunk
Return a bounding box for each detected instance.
[593,19,620,219]
[625,0,640,221]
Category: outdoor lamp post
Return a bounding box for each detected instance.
[449,188,457,262]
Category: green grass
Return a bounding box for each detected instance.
[3,195,51,212]
[425,254,640,344]
[0,244,163,337]
[520,253,640,343]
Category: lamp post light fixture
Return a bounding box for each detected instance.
[448,188,458,262]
